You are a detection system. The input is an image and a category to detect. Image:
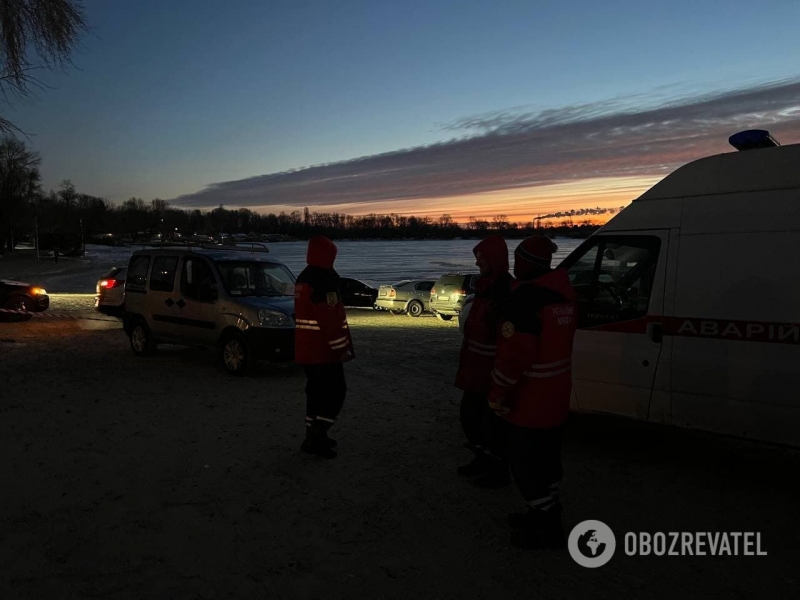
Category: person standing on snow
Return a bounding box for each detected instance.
[294,236,354,459]
[487,235,577,549]
[454,235,514,488]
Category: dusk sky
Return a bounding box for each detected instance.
[9,0,800,223]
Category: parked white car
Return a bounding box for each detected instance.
[94,266,127,316]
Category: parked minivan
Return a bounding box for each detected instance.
[122,245,296,374]
[429,273,478,321]
[559,130,800,446]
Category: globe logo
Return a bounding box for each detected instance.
[568,520,616,568]
[578,529,606,557]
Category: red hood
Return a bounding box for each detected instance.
[474,235,509,278]
[306,236,337,269]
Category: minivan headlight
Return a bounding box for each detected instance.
[258,309,291,326]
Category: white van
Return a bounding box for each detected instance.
[559,131,800,446]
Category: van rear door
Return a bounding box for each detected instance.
[561,232,670,419]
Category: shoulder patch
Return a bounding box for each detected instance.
[326,291,339,306]
[501,321,515,338]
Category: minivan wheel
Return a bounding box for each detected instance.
[221,333,250,375]
[436,313,453,321]
[129,321,156,356]
[407,300,423,317]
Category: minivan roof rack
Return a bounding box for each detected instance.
[198,242,270,253]
[144,241,270,253]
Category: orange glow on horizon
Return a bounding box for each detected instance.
[249,175,664,225]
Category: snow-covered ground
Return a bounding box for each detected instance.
[1,238,583,293]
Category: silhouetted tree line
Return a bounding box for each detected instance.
[0,138,602,253]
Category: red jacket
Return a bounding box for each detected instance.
[488,268,577,428]
[455,236,512,392]
[294,237,354,365]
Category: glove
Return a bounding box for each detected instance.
[488,393,510,417]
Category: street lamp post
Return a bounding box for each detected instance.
[35,213,40,262]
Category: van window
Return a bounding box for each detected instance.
[181,258,217,301]
[215,260,295,297]
[149,256,179,292]
[127,256,150,291]
[562,236,661,327]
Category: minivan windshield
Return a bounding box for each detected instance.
[215,261,296,297]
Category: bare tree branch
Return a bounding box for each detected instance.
[0,0,87,87]
[0,1,86,133]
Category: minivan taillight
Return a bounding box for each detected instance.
[100,279,123,289]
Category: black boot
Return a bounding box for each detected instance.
[457,451,488,477]
[510,510,566,550]
[300,422,337,458]
[473,458,511,488]
[507,509,533,530]
[306,419,336,447]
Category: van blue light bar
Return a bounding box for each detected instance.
[728,129,780,151]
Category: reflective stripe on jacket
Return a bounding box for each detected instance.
[489,268,577,428]
[455,272,512,392]
[294,265,354,364]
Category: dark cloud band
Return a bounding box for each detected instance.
[171,78,800,211]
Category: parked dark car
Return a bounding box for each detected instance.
[339,277,379,309]
[0,279,49,321]
[429,273,478,320]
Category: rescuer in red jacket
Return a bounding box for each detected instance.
[454,235,514,487]
[487,235,577,549]
[294,236,354,459]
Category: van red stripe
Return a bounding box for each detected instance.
[586,316,800,344]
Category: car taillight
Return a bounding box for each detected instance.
[431,287,436,294]
[455,289,465,295]
[101,279,123,289]
[389,289,396,298]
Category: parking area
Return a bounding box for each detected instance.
[1,305,798,599]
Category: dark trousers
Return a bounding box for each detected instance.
[460,390,509,462]
[303,363,346,425]
[509,424,564,512]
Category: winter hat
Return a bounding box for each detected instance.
[514,235,558,278]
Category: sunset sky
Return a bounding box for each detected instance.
[8,0,800,224]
